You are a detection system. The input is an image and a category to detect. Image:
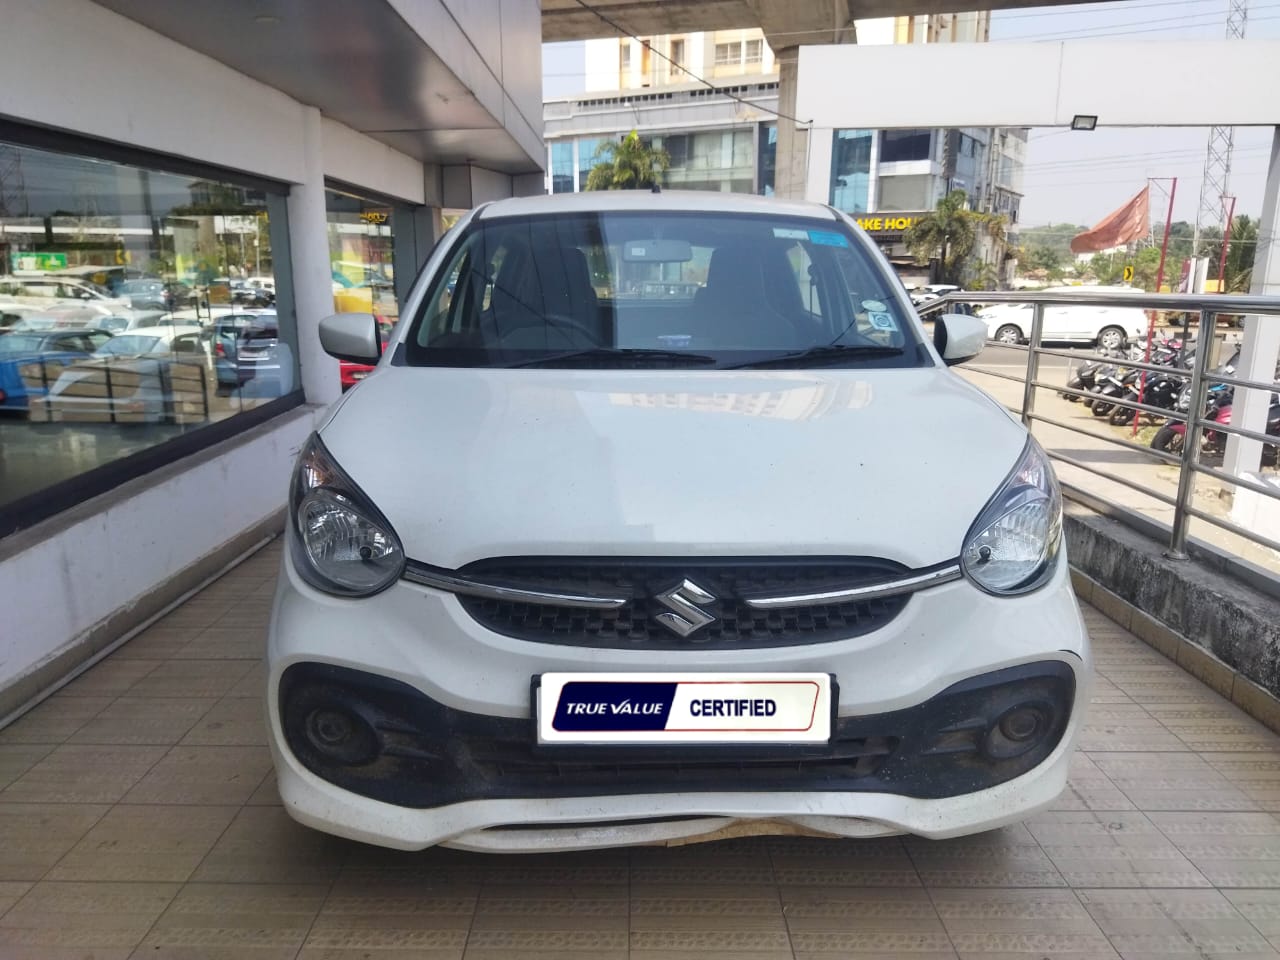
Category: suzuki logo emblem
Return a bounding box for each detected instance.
[654,579,717,637]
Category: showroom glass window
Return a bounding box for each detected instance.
[880,129,932,164]
[829,129,873,214]
[325,188,399,324]
[0,134,296,520]
[758,123,777,195]
[577,138,603,191]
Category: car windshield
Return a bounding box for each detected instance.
[404,211,927,369]
[95,334,161,356]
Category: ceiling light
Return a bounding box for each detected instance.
[1070,114,1098,132]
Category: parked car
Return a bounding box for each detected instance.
[0,274,159,328]
[210,310,277,389]
[38,325,211,424]
[267,191,1089,853]
[980,287,1148,350]
[0,327,112,413]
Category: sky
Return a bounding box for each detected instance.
[541,0,1278,230]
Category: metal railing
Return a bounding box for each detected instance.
[918,290,1280,580]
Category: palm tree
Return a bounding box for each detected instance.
[1203,214,1257,293]
[584,131,670,191]
[904,191,977,285]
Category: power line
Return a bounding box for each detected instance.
[566,0,812,125]
[1008,8,1280,41]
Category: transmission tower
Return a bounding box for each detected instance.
[1193,0,1248,256]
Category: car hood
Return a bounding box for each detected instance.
[320,367,1028,570]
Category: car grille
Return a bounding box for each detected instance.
[454,558,913,648]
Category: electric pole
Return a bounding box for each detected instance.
[1193,0,1248,256]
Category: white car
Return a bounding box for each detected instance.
[981,286,1148,350]
[268,191,1089,853]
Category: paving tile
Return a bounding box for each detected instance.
[1077,888,1278,959]
[1027,811,1210,888]
[0,881,32,916]
[0,744,167,804]
[46,804,238,882]
[58,658,163,698]
[136,881,328,959]
[630,928,789,955]
[247,769,282,805]
[0,803,109,881]
[1147,812,1280,886]
[123,744,273,804]
[112,628,192,661]
[179,695,269,746]
[1092,752,1259,812]
[907,825,1067,888]
[191,806,350,884]
[67,696,218,745]
[0,880,177,955]
[773,837,920,887]
[127,659,258,699]
[781,886,942,939]
[0,744,54,790]
[0,696,114,744]
[225,660,267,698]
[176,626,267,661]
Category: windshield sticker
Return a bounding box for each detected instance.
[772,228,809,240]
[861,300,888,313]
[808,230,849,247]
[868,312,898,331]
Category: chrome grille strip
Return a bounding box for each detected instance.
[402,565,628,610]
[743,564,963,610]
[403,561,961,612]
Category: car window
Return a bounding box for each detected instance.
[0,334,43,354]
[96,334,161,356]
[406,211,925,369]
[20,282,58,298]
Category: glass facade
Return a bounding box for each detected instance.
[577,138,604,191]
[829,129,873,214]
[0,132,296,521]
[758,123,777,196]
[654,129,754,193]
[550,142,575,194]
[880,129,933,164]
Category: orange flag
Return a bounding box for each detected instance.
[1070,187,1150,254]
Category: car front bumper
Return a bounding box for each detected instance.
[267,545,1091,851]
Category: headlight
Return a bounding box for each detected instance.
[961,437,1062,596]
[289,433,404,597]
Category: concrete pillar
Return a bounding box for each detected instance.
[287,106,341,405]
[1223,125,1280,479]
[772,50,809,201]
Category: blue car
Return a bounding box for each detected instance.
[0,328,113,413]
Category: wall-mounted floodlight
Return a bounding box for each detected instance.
[1070,114,1098,131]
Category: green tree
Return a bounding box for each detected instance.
[1202,214,1257,292]
[904,191,978,285]
[584,131,670,191]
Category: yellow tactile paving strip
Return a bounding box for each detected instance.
[3,540,1280,959]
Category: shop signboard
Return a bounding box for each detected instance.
[10,251,68,272]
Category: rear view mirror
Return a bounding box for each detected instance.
[934,313,988,366]
[622,239,692,263]
[320,312,380,364]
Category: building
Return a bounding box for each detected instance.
[0,0,543,718]
[544,12,1025,286]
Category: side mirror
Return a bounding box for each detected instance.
[319,312,381,363]
[933,313,988,366]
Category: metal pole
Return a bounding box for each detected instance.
[1136,177,1179,437]
[1217,194,1238,293]
[1168,307,1214,559]
[1021,303,1043,427]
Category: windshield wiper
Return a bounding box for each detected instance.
[726,344,905,370]
[508,347,717,369]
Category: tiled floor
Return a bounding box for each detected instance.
[4,541,1280,959]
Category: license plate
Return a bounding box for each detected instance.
[536,672,832,745]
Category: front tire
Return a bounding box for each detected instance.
[1151,424,1185,456]
[1109,404,1137,426]
[995,324,1022,345]
[1097,326,1126,351]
